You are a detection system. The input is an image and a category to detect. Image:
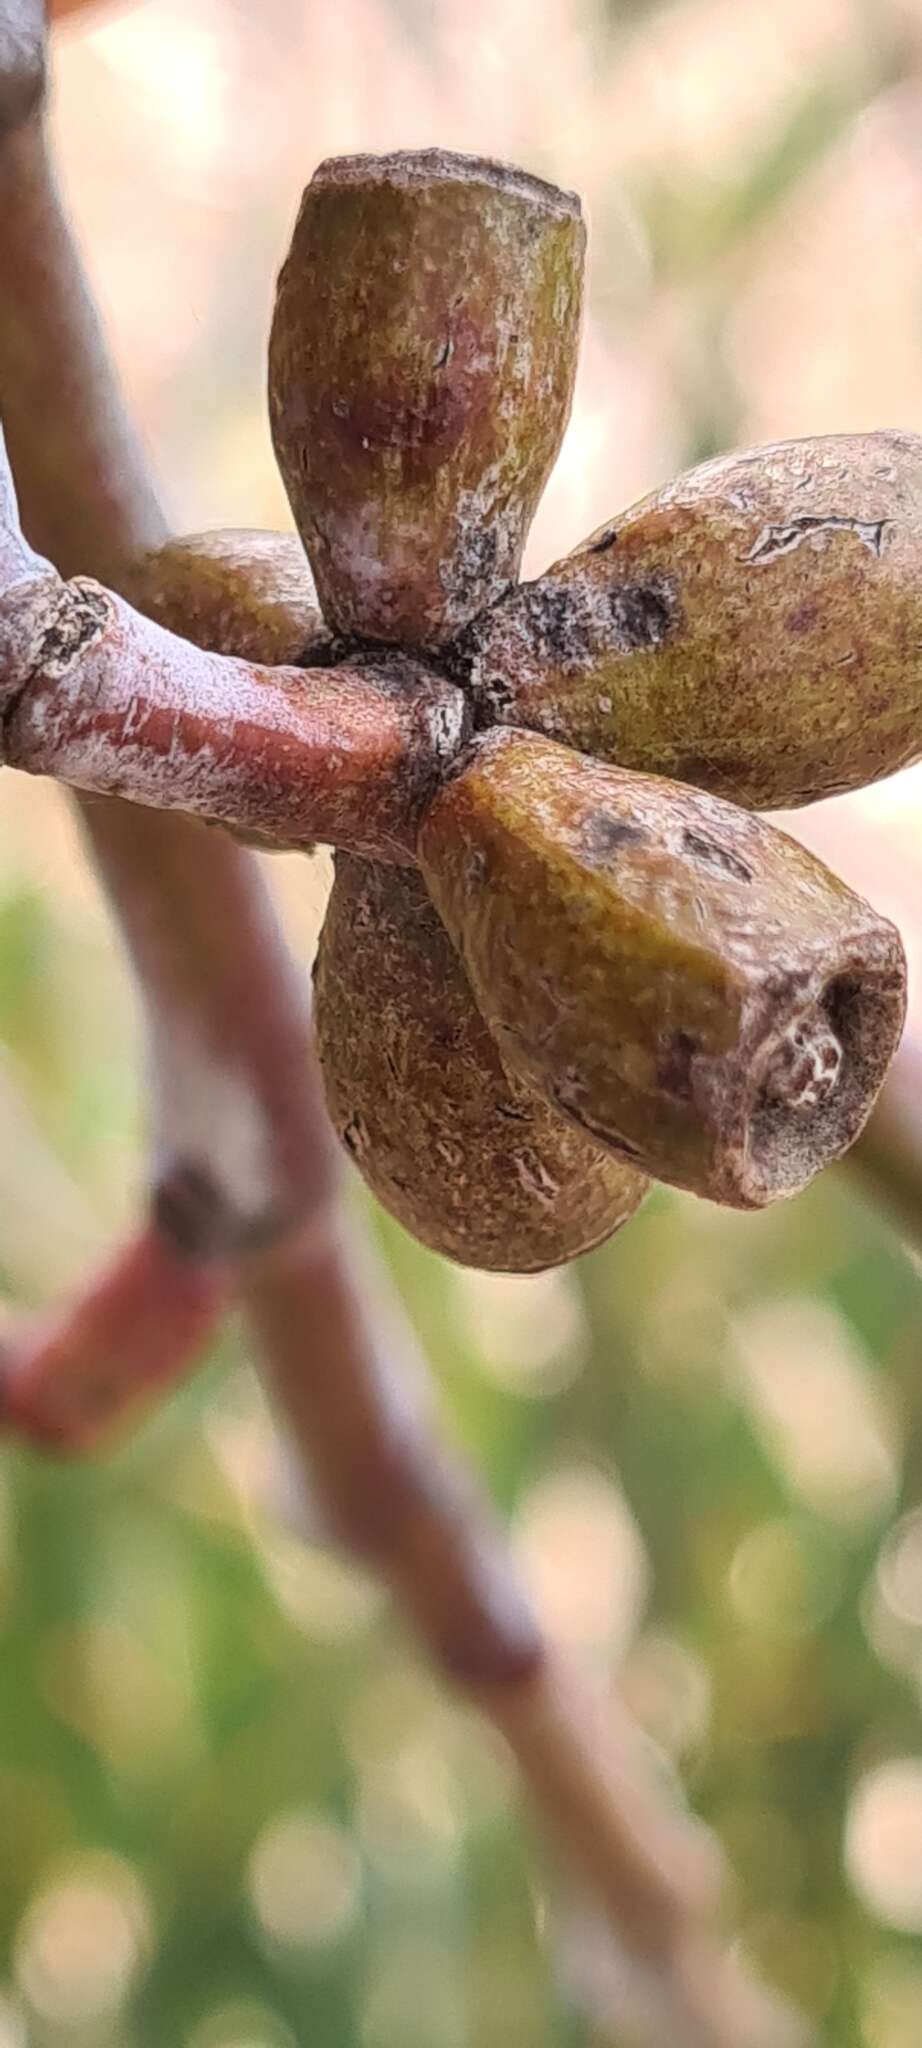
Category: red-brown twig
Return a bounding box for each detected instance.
[0,29,808,2047]
[1,1224,226,1449]
[245,1215,797,2048]
[0,550,465,861]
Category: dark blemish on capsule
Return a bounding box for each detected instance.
[608,579,676,651]
[582,810,647,860]
[657,1030,698,1100]
[516,581,593,670]
[589,526,618,554]
[452,579,591,692]
[682,828,753,884]
[484,672,515,714]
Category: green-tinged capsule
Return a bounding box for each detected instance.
[458,430,922,809]
[124,529,331,665]
[314,856,648,1270]
[269,150,584,646]
[418,729,907,1207]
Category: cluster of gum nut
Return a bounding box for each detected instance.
[156,151,916,1274]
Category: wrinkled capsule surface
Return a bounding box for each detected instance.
[269,150,584,646]
[314,856,648,1270]
[418,730,907,1207]
[459,430,922,809]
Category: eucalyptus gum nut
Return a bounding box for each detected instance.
[124,529,331,666]
[418,729,907,1208]
[268,150,585,646]
[314,857,647,1271]
[459,430,922,810]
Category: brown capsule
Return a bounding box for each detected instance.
[268,149,585,646]
[418,729,907,1207]
[458,430,922,809]
[123,528,331,665]
[314,855,647,1270]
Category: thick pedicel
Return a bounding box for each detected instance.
[458,430,922,810]
[269,150,585,646]
[418,729,907,1207]
[314,856,648,1270]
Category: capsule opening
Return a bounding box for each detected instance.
[745,964,906,1205]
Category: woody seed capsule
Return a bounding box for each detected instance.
[315,856,648,1270]
[458,430,922,810]
[418,729,907,1207]
[268,150,585,646]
